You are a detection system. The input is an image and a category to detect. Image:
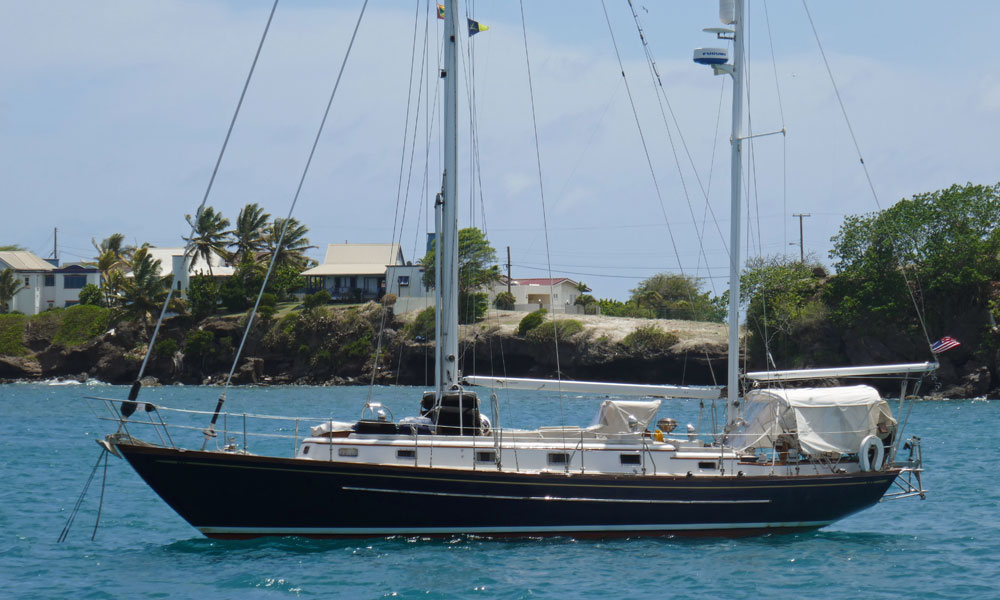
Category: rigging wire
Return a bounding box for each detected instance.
[213,0,371,428]
[371,0,429,395]
[127,0,280,403]
[800,0,933,351]
[518,0,567,440]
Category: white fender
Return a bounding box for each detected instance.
[859,435,884,472]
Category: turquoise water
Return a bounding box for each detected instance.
[1,383,998,599]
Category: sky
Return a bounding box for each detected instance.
[2,1,999,301]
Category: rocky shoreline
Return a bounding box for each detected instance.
[1,305,995,399]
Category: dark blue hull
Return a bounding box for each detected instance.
[115,443,898,539]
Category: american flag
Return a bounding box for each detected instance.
[931,336,961,354]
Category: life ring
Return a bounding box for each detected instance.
[859,435,884,472]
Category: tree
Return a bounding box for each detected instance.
[629,273,725,322]
[187,274,220,320]
[90,233,131,307]
[420,227,501,290]
[827,182,1000,331]
[229,203,271,265]
[184,206,231,276]
[740,255,828,365]
[77,283,104,307]
[0,268,25,313]
[118,246,171,331]
[493,291,516,310]
[0,245,26,251]
[421,228,501,323]
[263,217,316,272]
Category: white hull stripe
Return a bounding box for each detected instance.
[342,485,771,504]
[199,521,833,536]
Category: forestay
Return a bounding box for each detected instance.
[731,385,895,455]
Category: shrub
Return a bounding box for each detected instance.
[0,314,29,356]
[409,306,435,340]
[154,338,178,357]
[381,293,397,307]
[303,290,331,311]
[493,291,515,310]
[52,305,109,347]
[516,309,547,336]
[187,275,219,320]
[185,329,216,363]
[77,283,104,307]
[622,324,679,355]
[459,291,488,323]
[526,318,583,343]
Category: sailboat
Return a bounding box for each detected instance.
[94,0,931,539]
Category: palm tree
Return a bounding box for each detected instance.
[118,246,170,333]
[183,206,231,276]
[229,203,271,266]
[90,233,130,306]
[0,268,25,313]
[263,217,316,272]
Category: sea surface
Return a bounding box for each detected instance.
[1,382,997,599]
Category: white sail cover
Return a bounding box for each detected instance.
[733,385,895,455]
[587,399,661,434]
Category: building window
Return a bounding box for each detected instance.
[24,277,30,287]
[64,275,87,289]
[64,300,79,308]
[398,275,409,286]
[44,275,55,287]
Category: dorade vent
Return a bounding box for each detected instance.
[620,453,641,465]
[397,449,416,459]
[338,447,359,457]
[476,451,496,463]
[547,452,569,465]
[698,461,716,469]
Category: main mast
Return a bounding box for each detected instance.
[694,0,743,425]
[725,0,744,425]
[435,0,460,398]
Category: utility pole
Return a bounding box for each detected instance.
[792,213,810,262]
[506,246,512,294]
[53,227,58,262]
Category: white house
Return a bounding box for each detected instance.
[144,247,236,293]
[0,251,101,315]
[302,243,405,301]
[500,277,593,314]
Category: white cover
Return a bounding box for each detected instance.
[733,385,895,456]
[587,399,661,434]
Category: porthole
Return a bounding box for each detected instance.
[476,451,496,463]
[397,449,416,459]
[620,453,641,465]
[547,452,569,465]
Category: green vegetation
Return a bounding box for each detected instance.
[742,181,1000,368]
[493,291,515,310]
[154,338,179,357]
[303,290,331,311]
[421,227,501,323]
[51,305,110,347]
[0,268,25,313]
[827,182,1000,331]
[629,273,725,322]
[0,314,29,356]
[408,306,435,340]
[184,206,230,276]
[516,309,547,336]
[526,318,583,343]
[622,324,680,355]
